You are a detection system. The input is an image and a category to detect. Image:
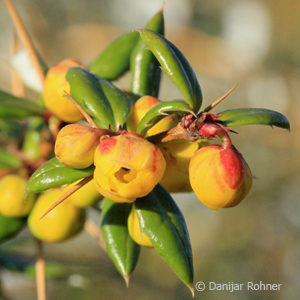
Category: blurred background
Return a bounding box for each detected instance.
[0,0,299,299]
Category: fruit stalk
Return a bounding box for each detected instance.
[35,239,47,300]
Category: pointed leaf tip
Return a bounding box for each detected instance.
[124,275,130,288]
[188,284,195,298]
[217,108,290,130]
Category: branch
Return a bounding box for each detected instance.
[5,0,45,86]
[35,239,47,300]
[10,30,25,97]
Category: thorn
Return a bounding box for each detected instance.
[5,0,45,87]
[203,84,238,113]
[40,175,93,220]
[63,91,99,128]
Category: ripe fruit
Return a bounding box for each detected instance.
[55,124,101,169]
[159,139,203,193]
[94,132,166,203]
[126,95,177,136]
[43,58,84,122]
[128,205,153,247]
[0,175,35,217]
[189,145,252,209]
[28,188,85,243]
[67,179,103,208]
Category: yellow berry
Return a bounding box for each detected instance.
[55,124,101,169]
[189,145,252,209]
[43,58,84,122]
[94,133,166,203]
[126,95,177,136]
[0,175,35,218]
[28,188,85,243]
[128,205,153,247]
[159,139,203,193]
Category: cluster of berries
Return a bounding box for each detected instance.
[45,59,252,246]
[0,3,289,295]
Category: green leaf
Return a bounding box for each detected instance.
[136,100,193,136]
[0,149,22,170]
[89,32,139,80]
[0,214,26,244]
[26,157,94,193]
[101,198,140,284]
[138,29,202,113]
[97,77,133,129]
[66,67,115,129]
[0,90,44,119]
[153,185,193,271]
[135,192,194,292]
[130,9,164,98]
[217,108,290,130]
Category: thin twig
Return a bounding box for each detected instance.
[5,0,45,86]
[40,176,93,219]
[84,220,107,253]
[203,84,238,113]
[35,239,47,300]
[63,92,99,128]
[11,30,25,97]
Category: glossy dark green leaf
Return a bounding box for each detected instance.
[153,184,193,271]
[138,29,202,113]
[23,117,45,160]
[0,90,44,119]
[97,77,132,129]
[0,149,22,170]
[135,192,193,291]
[0,214,26,244]
[130,9,164,97]
[217,108,290,130]
[101,198,140,283]
[26,157,94,193]
[136,100,193,136]
[66,67,115,129]
[89,32,139,80]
